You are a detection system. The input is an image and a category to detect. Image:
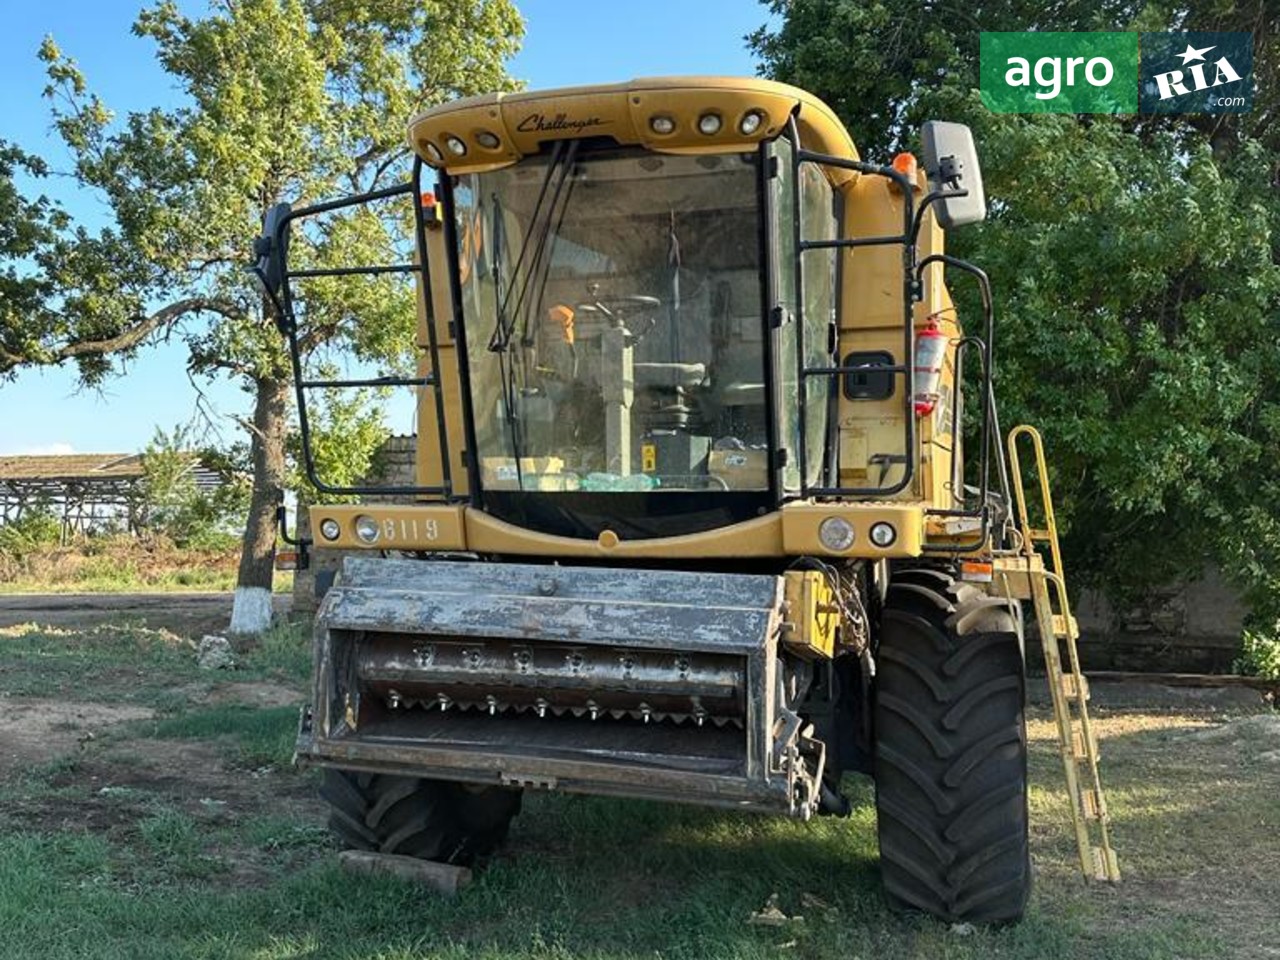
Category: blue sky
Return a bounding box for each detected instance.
[0,0,772,455]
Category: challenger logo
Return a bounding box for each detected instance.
[516,112,609,134]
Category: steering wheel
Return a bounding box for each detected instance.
[575,295,662,340]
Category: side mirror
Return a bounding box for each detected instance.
[250,201,293,320]
[921,122,986,228]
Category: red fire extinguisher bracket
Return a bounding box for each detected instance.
[913,315,949,417]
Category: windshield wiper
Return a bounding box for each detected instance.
[488,139,579,353]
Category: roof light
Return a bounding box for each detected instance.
[318,518,340,541]
[650,115,676,135]
[739,110,765,135]
[424,142,444,165]
[445,135,467,157]
[475,130,500,149]
[698,112,722,136]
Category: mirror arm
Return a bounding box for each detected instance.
[275,504,311,571]
[248,262,289,329]
[910,187,969,245]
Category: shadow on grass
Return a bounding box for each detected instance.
[0,653,1262,959]
[1026,708,1279,955]
[137,704,300,769]
[0,766,1232,960]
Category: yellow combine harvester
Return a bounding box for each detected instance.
[253,77,1118,923]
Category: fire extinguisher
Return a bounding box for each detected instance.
[913,315,949,417]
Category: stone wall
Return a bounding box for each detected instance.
[1068,567,1246,673]
[370,435,417,500]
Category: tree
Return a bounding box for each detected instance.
[41,0,524,631]
[0,142,63,376]
[0,140,167,384]
[287,383,393,502]
[139,423,249,546]
[751,1,1280,623]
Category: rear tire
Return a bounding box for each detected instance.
[873,568,1030,923]
[320,769,522,865]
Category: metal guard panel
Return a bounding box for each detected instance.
[301,736,794,813]
[321,557,783,654]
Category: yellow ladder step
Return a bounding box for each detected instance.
[1081,788,1107,821]
[1089,845,1122,881]
[1090,847,1107,881]
[1051,613,1079,639]
[1061,673,1090,701]
[1071,728,1097,763]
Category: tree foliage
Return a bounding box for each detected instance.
[139,424,249,547]
[37,0,523,622]
[286,383,392,504]
[0,140,162,384]
[0,143,62,375]
[751,1,1280,620]
[0,501,62,555]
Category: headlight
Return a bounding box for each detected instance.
[423,142,444,165]
[445,135,467,156]
[739,110,765,135]
[869,522,897,548]
[354,515,381,544]
[697,112,722,135]
[318,518,341,541]
[475,130,500,149]
[650,115,676,135]
[818,516,856,552]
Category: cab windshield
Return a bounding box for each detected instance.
[452,145,767,498]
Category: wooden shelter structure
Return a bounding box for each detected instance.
[0,453,219,539]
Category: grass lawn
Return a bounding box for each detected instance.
[0,618,1276,960]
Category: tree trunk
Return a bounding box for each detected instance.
[229,374,290,634]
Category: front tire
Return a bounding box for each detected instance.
[873,568,1030,923]
[319,769,522,865]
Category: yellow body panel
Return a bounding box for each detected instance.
[832,169,960,508]
[313,503,468,551]
[414,218,470,498]
[310,500,926,559]
[781,570,839,659]
[408,76,858,182]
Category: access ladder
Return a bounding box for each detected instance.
[1007,425,1121,882]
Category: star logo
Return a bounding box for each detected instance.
[1176,43,1215,64]
[1139,31,1253,113]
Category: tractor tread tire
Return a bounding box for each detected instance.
[874,569,1029,923]
[320,769,522,865]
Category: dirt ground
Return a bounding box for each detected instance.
[1,592,1277,960]
[0,592,293,636]
[0,697,156,779]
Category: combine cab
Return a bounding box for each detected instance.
[254,77,1118,923]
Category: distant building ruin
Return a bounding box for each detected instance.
[0,452,221,540]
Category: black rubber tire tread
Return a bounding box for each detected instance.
[874,570,1029,923]
[320,769,522,865]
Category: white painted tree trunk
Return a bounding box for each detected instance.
[229,585,274,634]
[230,373,289,636]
